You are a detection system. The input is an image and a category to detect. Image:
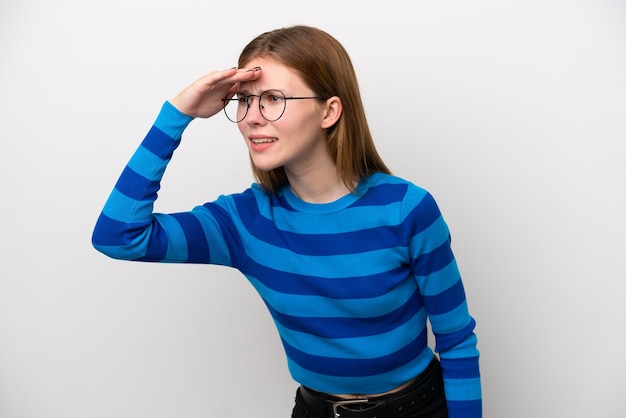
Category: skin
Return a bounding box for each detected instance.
[170,58,345,204]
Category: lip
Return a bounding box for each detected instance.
[248,135,278,151]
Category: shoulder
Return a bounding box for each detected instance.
[208,183,276,216]
[360,173,433,204]
[360,173,444,224]
[212,183,267,206]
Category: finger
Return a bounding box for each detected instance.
[219,67,262,96]
[243,66,262,73]
[196,67,238,88]
[229,66,262,83]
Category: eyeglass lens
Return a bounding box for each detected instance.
[223,90,287,123]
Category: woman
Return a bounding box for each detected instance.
[92,25,482,418]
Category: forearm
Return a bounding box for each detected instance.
[437,330,482,418]
[91,102,193,260]
[427,277,482,417]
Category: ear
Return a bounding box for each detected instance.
[321,96,342,129]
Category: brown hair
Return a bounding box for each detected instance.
[238,25,390,195]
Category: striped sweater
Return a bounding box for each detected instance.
[92,101,482,417]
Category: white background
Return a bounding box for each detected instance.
[1,1,625,417]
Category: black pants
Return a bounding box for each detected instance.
[291,358,448,418]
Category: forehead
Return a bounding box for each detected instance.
[239,57,307,92]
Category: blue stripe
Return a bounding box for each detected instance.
[411,237,454,276]
[447,399,482,418]
[286,347,434,394]
[440,356,480,379]
[248,274,418,318]
[101,188,145,224]
[267,288,422,338]
[92,213,127,246]
[202,203,246,267]
[281,327,427,377]
[246,242,403,278]
[134,219,169,261]
[409,216,450,255]
[429,301,471,334]
[423,279,466,315]
[348,182,408,208]
[140,125,178,159]
[274,308,427,358]
[170,212,211,263]
[243,258,410,298]
[445,377,482,400]
[434,319,476,352]
[153,101,193,139]
[416,261,461,295]
[267,200,406,234]
[115,166,160,202]
[153,214,188,261]
[237,204,405,256]
[91,213,152,250]
[125,144,170,182]
[271,192,296,211]
[404,191,442,235]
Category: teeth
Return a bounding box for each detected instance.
[251,138,277,144]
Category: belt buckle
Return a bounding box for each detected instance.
[332,398,370,417]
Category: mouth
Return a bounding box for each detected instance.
[250,137,278,145]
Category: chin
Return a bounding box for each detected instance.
[254,165,281,173]
[251,159,282,172]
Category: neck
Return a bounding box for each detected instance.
[287,170,352,204]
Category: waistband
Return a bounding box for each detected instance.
[298,357,444,418]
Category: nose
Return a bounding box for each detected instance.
[244,96,265,124]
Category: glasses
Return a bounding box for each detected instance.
[221,89,329,123]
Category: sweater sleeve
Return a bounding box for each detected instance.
[408,190,482,418]
[91,101,219,263]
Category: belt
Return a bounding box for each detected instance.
[298,357,444,418]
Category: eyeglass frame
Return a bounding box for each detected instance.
[221,89,331,123]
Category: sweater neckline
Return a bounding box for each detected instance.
[280,178,371,214]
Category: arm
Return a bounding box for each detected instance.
[91,67,262,261]
[91,101,192,261]
[408,191,482,418]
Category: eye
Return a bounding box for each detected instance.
[236,95,250,105]
[262,90,285,105]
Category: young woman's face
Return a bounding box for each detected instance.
[235,58,331,174]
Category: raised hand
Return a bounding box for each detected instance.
[169,66,262,119]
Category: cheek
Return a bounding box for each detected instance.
[281,110,322,134]
[276,119,296,135]
[236,122,249,139]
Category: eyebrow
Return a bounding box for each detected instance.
[237,88,286,95]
